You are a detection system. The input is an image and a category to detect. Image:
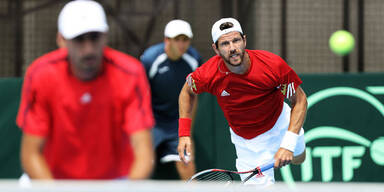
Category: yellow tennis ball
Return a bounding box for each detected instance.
[329,30,355,56]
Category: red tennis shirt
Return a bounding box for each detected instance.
[16,47,154,179]
[188,50,302,139]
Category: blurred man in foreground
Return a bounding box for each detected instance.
[17,0,154,180]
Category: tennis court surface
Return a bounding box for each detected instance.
[0,180,383,192]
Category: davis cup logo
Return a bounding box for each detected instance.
[281,86,384,184]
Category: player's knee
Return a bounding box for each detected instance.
[292,150,306,164]
[175,161,196,180]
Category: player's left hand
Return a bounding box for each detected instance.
[178,136,193,164]
[274,148,293,168]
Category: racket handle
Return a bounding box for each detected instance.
[260,161,275,172]
[242,160,276,183]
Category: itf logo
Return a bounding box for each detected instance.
[281,86,384,184]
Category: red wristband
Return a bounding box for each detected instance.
[179,118,192,137]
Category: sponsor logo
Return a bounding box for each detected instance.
[80,92,92,104]
[221,90,230,96]
[158,66,170,74]
[279,82,295,98]
[187,74,197,93]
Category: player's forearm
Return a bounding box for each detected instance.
[22,153,53,179]
[178,83,197,162]
[129,153,153,179]
[289,106,307,134]
[279,87,307,153]
[128,129,154,180]
[179,83,197,119]
[21,134,53,179]
[288,87,307,134]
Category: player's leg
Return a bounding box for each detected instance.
[230,128,276,186]
[154,119,196,180]
[293,152,306,164]
[175,159,196,180]
[151,125,166,175]
[163,137,196,180]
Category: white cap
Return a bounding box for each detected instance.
[164,19,193,38]
[58,0,109,39]
[211,18,243,43]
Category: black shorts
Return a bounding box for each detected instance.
[152,120,180,163]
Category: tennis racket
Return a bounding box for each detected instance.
[188,160,275,184]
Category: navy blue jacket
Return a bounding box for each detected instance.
[140,43,202,127]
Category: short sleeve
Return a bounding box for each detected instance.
[275,56,302,99]
[16,69,51,137]
[122,66,155,134]
[187,67,208,94]
[185,56,220,94]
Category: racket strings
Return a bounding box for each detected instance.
[193,171,232,182]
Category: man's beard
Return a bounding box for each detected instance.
[221,49,245,67]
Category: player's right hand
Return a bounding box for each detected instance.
[178,136,192,164]
[274,147,293,168]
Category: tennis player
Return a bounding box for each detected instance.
[178,18,307,186]
[17,0,154,180]
[140,19,202,180]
